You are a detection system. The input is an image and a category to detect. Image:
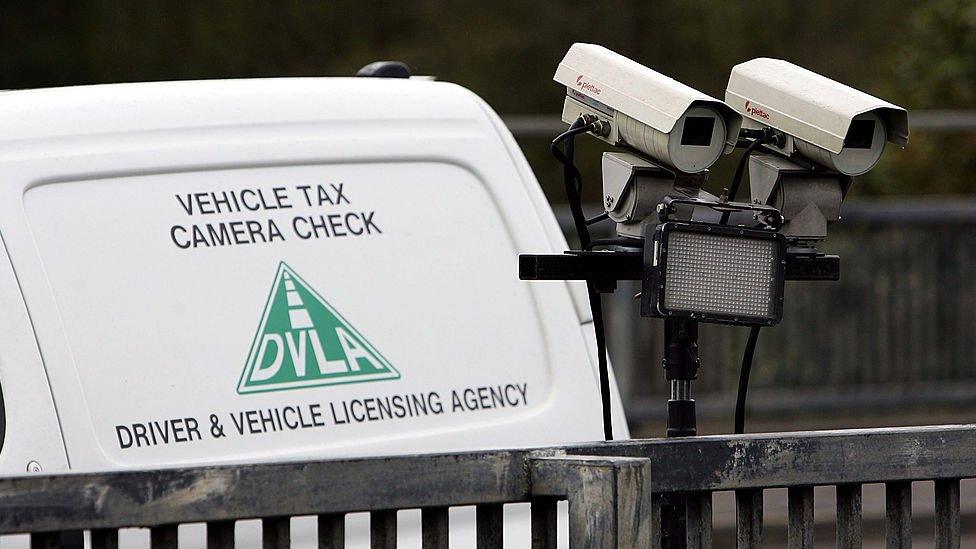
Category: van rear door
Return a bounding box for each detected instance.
[0,78,610,471]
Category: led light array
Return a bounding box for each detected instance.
[657,224,786,325]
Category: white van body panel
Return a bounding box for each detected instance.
[0,78,628,548]
[0,240,67,475]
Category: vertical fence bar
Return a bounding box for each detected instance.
[531,498,558,549]
[91,529,120,549]
[263,517,290,549]
[885,482,912,549]
[788,486,814,549]
[530,455,652,549]
[735,489,762,549]
[685,492,712,549]
[836,484,863,549]
[935,479,960,549]
[651,495,663,549]
[318,514,345,549]
[421,507,449,549]
[476,504,504,549]
[29,533,60,549]
[151,526,179,549]
[662,492,688,548]
[370,511,397,549]
[207,521,235,549]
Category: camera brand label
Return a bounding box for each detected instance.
[744,100,771,120]
[568,87,615,117]
[237,262,400,394]
[575,75,602,95]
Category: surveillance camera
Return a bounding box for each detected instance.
[726,57,909,176]
[554,43,742,174]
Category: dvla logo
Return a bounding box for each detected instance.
[238,262,399,394]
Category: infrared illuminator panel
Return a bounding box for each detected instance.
[648,223,787,326]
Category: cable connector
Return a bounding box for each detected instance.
[592,119,611,136]
[738,128,766,141]
[739,127,786,148]
[580,114,611,137]
[764,127,786,148]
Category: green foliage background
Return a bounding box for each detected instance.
[2,0,973,200]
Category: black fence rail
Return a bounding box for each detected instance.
[570,425,974,548]
[3,450,650,549]
[2,425,973,548]
[552,200,976,423]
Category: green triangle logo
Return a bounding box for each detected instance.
[237,262,400,394]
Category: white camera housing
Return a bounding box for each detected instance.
[726,58,909,176]
[554,43,742,174]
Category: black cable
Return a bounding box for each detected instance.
[550,116,614,440]
[586,212,609,225]
[550,119,595,248]
[719,137,766,224]
[587,284,613,440]
[728,130,776,434]
[733,326,761,434]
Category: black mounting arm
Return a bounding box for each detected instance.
[519,250,840,286]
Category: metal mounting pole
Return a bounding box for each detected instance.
[661,317,700,549]
[664,318,699,437]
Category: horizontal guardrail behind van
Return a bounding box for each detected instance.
[503,110,976,137]
[2,425,973,548]
[552,200,976,424]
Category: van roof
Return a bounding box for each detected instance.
[0,78,482,143]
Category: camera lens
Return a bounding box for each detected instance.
[844,119,876,149]
[680,117,716,146]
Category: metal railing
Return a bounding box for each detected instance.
[568,425,974,548]
[2,424,973,548]
[1,450,651,549]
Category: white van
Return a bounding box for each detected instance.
[0,75,627,546]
